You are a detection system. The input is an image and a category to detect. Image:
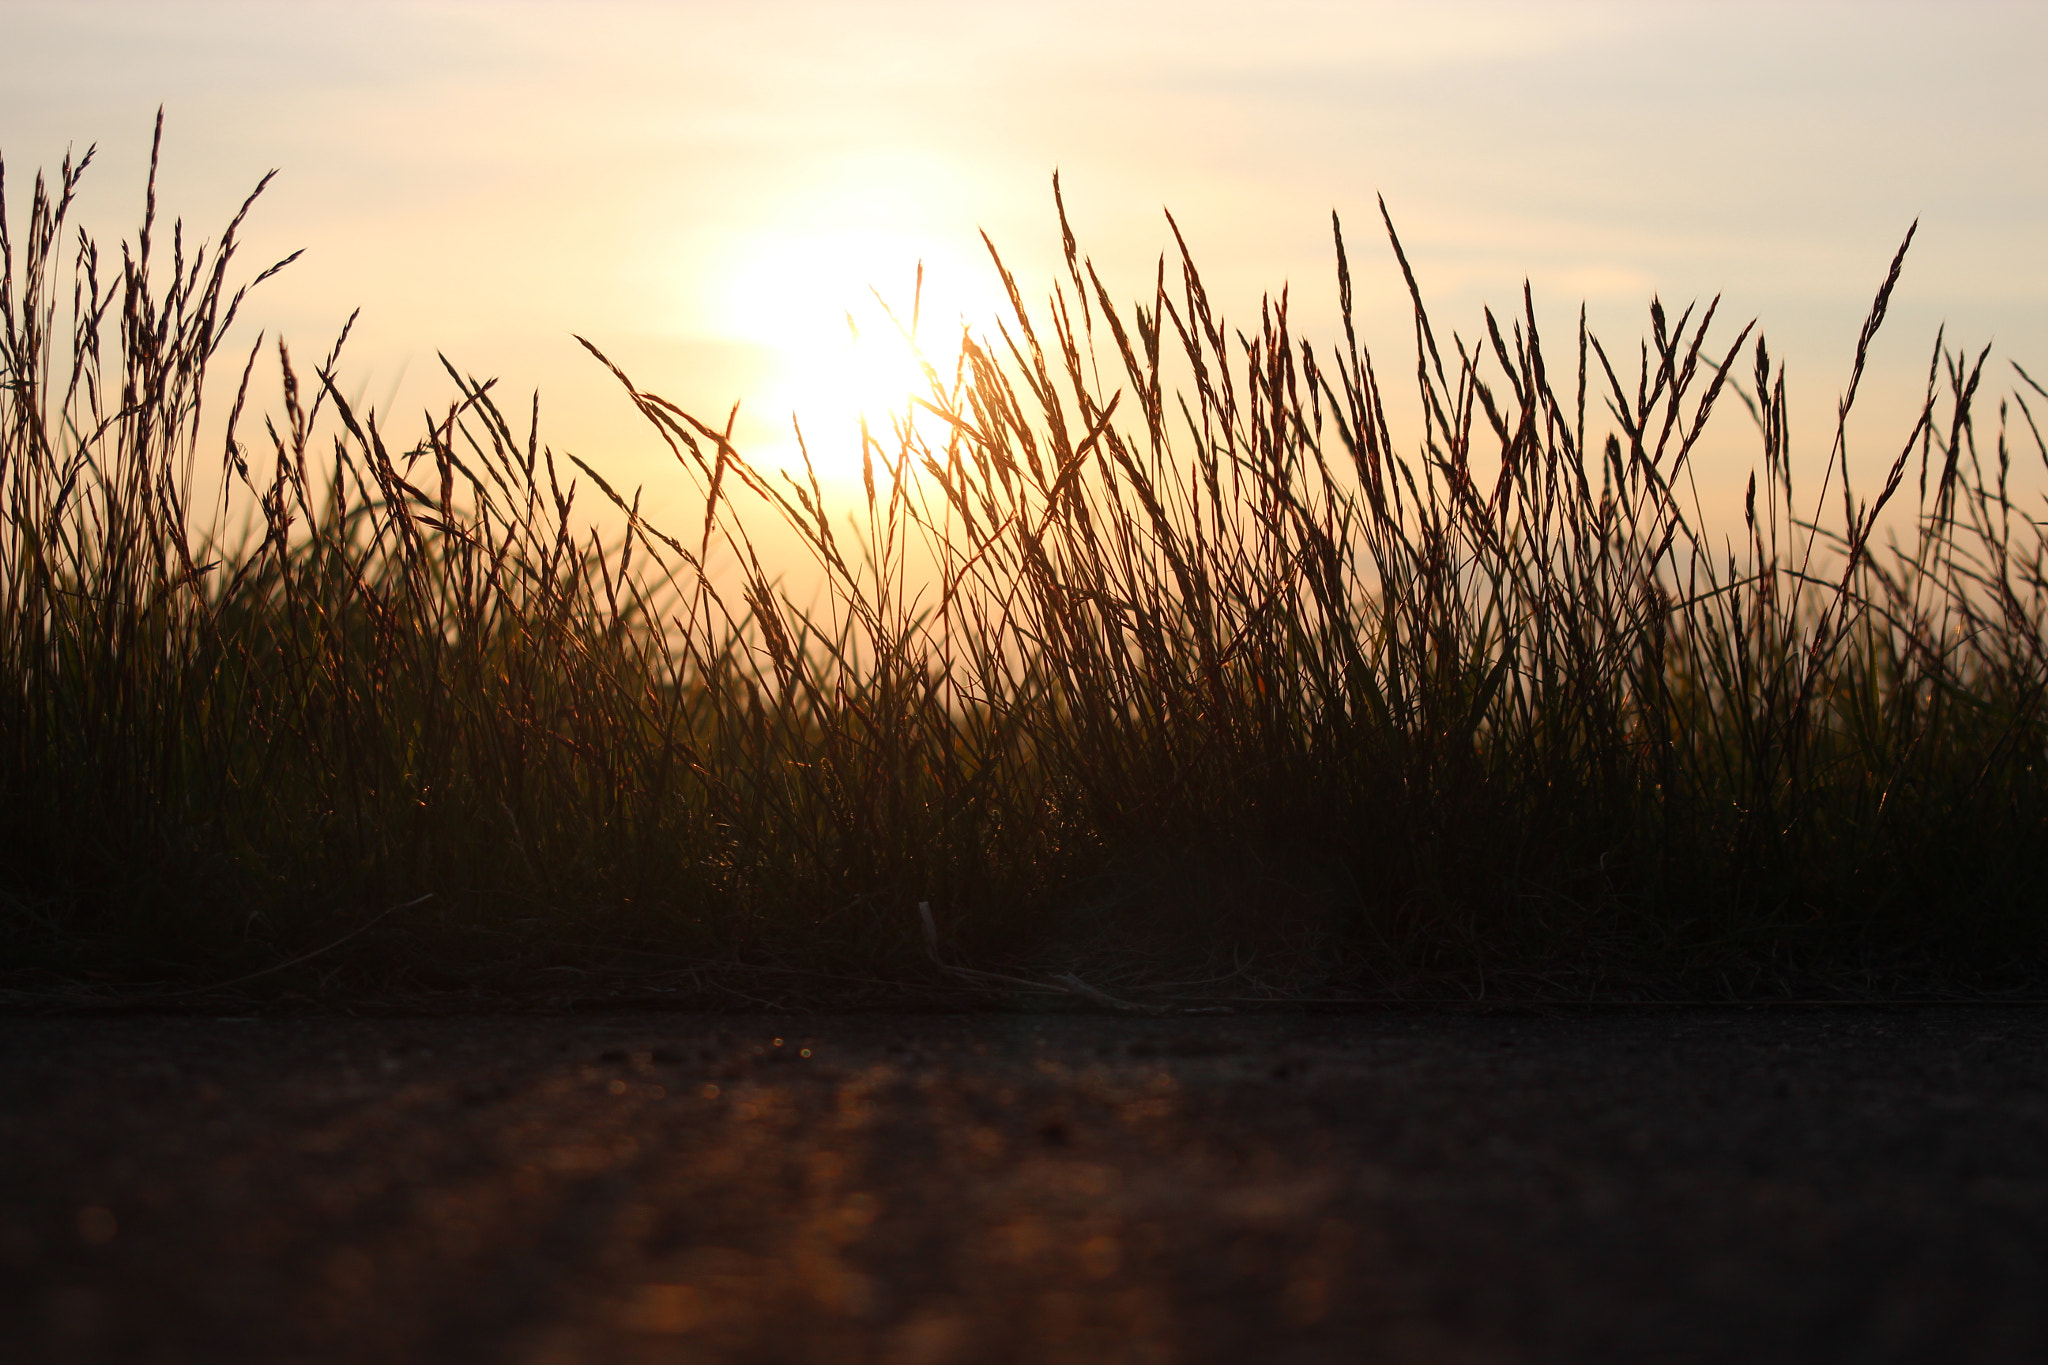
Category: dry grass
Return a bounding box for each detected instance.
[3,124,2043,1003]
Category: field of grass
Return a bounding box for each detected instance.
[3,124,2044,1004]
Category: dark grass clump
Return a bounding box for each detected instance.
[3,129,2043,1002]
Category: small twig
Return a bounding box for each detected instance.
[918,903,1064,993]
[48,895,434,1009]
[919,903,1175,1013]
[1049,972,1171,1016]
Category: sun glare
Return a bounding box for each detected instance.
[715,228,997,483]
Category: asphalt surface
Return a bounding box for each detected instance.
[2,1006,2044,1363]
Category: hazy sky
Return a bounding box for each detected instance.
[4,0,2044,521]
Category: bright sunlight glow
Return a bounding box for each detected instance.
[715,228,1002,483]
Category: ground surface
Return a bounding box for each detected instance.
[2,1006,2045,1364]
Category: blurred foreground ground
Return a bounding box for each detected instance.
[2,1006,2044,1364]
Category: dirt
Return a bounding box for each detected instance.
[2,1006,2045,1364]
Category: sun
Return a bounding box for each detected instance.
[714,227,995,483]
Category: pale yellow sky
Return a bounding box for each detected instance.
[4,0,2045,529]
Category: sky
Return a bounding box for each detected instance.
[4,0,2045,535]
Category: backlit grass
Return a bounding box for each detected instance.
[3,124,2043,1000]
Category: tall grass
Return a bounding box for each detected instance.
[3,128,2043,997]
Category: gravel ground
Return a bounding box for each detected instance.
[2,1006,2044,1364]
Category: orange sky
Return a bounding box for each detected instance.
[5,0,2045,531]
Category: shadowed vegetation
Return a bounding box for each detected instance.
[3,127,2043,1002]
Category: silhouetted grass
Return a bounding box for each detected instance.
[3,125,2043,1003]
